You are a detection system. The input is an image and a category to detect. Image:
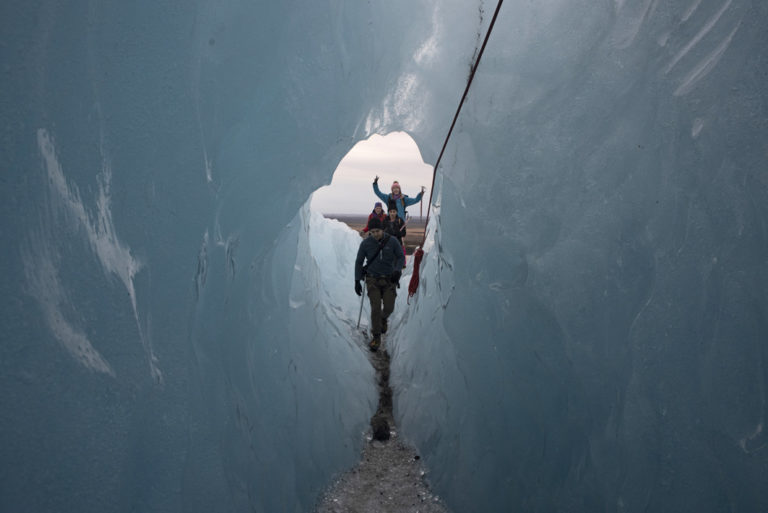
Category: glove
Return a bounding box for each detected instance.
[373,176,379,184]
[355,280,363,296]
[391,270,401,287]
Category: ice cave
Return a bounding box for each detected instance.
[1,1,766,512]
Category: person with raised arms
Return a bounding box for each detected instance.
[372,176,425,224]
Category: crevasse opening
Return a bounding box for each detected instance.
[303,131,435,343]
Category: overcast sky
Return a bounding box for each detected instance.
[310,132,434,216]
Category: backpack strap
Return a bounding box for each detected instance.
[362,235,391,275]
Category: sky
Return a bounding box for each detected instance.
[310,132,434,216]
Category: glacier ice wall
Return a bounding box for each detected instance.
[393,1,768,512]
[1,0,766,512]
[0,1,448,511]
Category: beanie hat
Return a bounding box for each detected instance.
[391,181,400,191]
[374,201,382,208]
[367,217,384,231]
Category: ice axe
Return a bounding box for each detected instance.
[356,280,367,329]
[420,185,425,221]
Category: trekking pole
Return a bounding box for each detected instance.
[356,281,367,329]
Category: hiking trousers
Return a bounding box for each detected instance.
[365,275,396,337]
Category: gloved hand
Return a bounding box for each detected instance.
[355,280,363,296]
[391,270,401,287]
[373,175,379,184]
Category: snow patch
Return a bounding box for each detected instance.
[682,0,703,22]
[692,117,705,137]
[665,0,733,74]
[22,232,115,376]
[34,129,162,383]
[674,21,740,96]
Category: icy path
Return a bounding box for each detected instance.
[315,340,449,513]
[315,437,447,513]
[308,211,448,512]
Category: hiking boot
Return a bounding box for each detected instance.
[369,336,381,352]
[381,317,388,334]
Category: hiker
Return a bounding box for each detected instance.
[355,217,404,351]
[384,207,407,268]
[361,202,387,235]
[372,176,425,223]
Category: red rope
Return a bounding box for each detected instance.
[407,248,424,300]
[407,0,504,300]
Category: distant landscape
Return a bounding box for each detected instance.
[323,214,426,255]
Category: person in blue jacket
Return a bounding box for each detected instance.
[372,176,425,223]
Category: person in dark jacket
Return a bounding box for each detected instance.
[384,207,407,268]
[354,217,404,351]
[361,202,387,235]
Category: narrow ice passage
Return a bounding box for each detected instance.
[2,1,767,512]
[305,203,450,512]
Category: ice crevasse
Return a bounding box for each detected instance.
[0,1,767,512]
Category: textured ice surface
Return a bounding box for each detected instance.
[1,1,766,512]
[392,1,768,512]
